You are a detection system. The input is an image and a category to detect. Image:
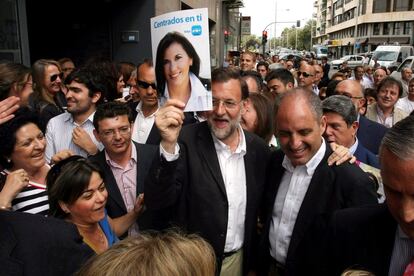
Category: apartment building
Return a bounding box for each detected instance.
[313,0,414,58]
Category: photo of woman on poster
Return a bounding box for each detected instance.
[155,31,211,112]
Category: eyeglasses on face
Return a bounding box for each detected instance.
[297,71,314,78]
[212,98,242,109]
[335,91,363,99]
[137,80,156,90]
[101,126,131,138]
[50,73,64,82]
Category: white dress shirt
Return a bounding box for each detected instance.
[45,112,103,163]
[212,127,247,253]
[131,101,158,144]
[269,140,326,264]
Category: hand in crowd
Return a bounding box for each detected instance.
[72,127,98,155]
[133,193,145,215]
[51,150,74,165]
[155,99,185,153]
[0,169,30,209]
[328,142,356,166]
[0,96,20,125]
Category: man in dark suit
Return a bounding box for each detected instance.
[0,211,93,276]
[89,101,158,236]
[335,79,388,155]
[260,89,377,275]
[145,68,273,275]
[322,95,380,169]
[327,116,414,276]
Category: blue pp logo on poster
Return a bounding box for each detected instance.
[191,25,202,36]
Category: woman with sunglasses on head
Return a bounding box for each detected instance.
[47,156,144,254]
[29,59,67,125]
[155,31,211,112]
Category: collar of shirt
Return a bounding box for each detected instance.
[282,137,327,175]
[136,101,159,118]
[105,141,137,168]
[65,111,95,126]
[212,125,246,156]
[376,103,393,118]
[349,137,359,155]
[398,225,413,240]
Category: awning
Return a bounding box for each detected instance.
[368,37,388,45]
[389,36,410,44]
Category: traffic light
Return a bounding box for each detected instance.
[224,30,229,44]
[262,30,268,44]
[296,20,300,27]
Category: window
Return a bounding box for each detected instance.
[373,23,380,35]
[373,0,391,12]
[393,0,411,11]
[403,22,411,35]
[361,0,367,15]
[393,22,401,35]
[383,22,392,35]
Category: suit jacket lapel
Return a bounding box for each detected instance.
[197,125,227,198]
[244,133,256,212]
[97,151,127,212]
[146,123,161,145]
[135,142,154,195]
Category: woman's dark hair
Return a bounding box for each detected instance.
[248,93,274,144]
[0,62,31,101]
[47,156,104,219]
[0,107,43,169]
[155,32,200,97]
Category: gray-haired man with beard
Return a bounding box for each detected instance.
[145,68,273,275]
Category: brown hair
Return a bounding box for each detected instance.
[76,231,216,276]
[248,93,274,144]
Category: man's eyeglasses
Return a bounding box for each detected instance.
[50,73,64,82]
[101,126,131,139]
[212,98,242,109]
[137,80,156,90]
[335,91,364,99]
[297,71,314,78]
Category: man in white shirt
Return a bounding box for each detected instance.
[145,68,273,275]
[45,68,103,163]
[131,60,160,144]
[396,78,414,114]
[260,88,377,275]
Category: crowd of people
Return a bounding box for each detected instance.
[0,49,414,276]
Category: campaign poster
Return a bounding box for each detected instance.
[151,8,212,112]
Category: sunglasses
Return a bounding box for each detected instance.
[297,71,314,78]
[50,73,64,82]
[137,80,156,90]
